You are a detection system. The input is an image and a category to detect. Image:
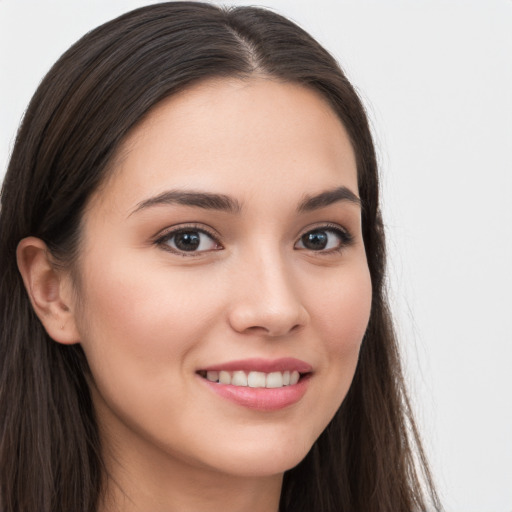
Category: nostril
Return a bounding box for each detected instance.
[246,326,268,333]
[247,324,300,337]
[227,294,309,337]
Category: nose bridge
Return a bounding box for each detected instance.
[228,243,308,336]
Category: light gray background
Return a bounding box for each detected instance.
[1,1,511,510]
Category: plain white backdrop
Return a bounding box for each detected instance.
[1,1,511,510]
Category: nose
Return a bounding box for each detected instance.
[227,252,309,337]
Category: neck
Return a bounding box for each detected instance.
[98,429,283,512]
[100,461,282,512]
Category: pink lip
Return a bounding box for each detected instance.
[197,358,313,411]
[199,357,313,373]
[199,376,310,411]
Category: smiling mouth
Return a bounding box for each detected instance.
[197,359,313,410]
[196,370,309,389]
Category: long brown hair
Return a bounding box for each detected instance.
[0,3,441,511]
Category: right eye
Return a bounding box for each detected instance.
[156,227,222,255]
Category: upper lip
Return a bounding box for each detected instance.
[199,357,313,374]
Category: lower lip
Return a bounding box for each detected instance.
[199,375,311,411]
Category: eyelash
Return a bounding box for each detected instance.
[154,223,354,257]
[155,224,221,256]
[296,223,354,254]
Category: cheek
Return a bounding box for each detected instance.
[73,258,227,448]
[306,262,372,408]
[74,256,221,380]
[312,263,372,352]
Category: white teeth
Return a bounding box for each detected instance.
[248,371,266,388]
[266,371,283,388]
[290,370,300,385]
[203,369,305,388]
[206,370,219,382]
[231,370,248,386]
[219,371,231,384]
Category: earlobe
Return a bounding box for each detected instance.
[16,237,80,345]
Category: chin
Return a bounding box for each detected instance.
[213,451,308,478]
[195,427,319,478]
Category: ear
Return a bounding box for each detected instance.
[16,237,80,345]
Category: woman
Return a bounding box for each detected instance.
[0,3,441,511]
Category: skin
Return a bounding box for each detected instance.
[18,77,372,512]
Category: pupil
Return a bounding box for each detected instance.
[175,232,200,251]
[302,230,327,250]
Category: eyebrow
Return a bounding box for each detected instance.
[130,185,360,217]
[297,186,361,212]
[130,190,242,216]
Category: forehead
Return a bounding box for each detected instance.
[91,77,358,214]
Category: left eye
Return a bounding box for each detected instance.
[295,228,350,252]
[160,229,220,253]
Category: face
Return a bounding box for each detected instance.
[71,78,372,479]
